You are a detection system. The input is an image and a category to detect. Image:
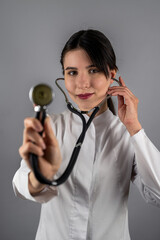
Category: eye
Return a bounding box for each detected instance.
[68,70,78,76]
[89,68,100,74]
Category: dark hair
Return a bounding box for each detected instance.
[60,29,118,115]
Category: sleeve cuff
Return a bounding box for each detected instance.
[130,128,146,142]
[13,160,58,203]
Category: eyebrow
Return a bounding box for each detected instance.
[64,64,96,71]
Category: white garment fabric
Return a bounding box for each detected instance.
[13,109,160,240]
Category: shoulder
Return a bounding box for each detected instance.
[106,110,127,136]
[107,110,131,146]
[49,109,71,124]
[106,111,135,168]
[48,110,71,135]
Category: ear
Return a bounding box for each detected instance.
[109,69,117,85]
[110,69,117,78]
[108,69,116,85]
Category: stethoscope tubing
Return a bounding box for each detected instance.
[29,103,100,186]
[29,77,121,186]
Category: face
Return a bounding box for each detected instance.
[63,48,116,115]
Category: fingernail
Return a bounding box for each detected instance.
[42,143,46,149]
[40,150,44,156]
[36,125,43,132]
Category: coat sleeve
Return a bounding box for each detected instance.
[12,114,60,203]
[130,129,160,207]
[12,159,58,203]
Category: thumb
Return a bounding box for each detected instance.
[43,117,58,147]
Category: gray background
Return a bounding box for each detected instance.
[0,0,160,239]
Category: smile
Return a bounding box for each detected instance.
[77,93,94,100]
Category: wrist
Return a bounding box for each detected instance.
[28,171,46,195]
[126,121,142,136]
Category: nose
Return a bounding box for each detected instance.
[76,73,91,89]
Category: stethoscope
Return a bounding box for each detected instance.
[29,77,121,186]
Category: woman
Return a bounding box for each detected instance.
[13,29,160,240]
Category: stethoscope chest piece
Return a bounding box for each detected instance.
[29,83,54,107]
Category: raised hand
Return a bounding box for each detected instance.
[108,76,142,136]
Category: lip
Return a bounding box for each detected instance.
[77,93,94,100]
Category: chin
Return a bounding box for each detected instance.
[78,104,95,111]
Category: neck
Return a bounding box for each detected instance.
[87,100,108,117]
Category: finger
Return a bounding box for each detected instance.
[23,128,46,149]
[43,117,58,146]
[119,76,126,87]
[109,90,130,99]
[108,86,133,97]
[19,142,44,161]
[109,89,135,107]
[118,95,124,109]
[24,117,43,132]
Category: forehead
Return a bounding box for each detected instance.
[63,49,93,68]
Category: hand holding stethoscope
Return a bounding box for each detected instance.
[19,76,142,190]
[19,115,62,193]
[107,76,142,136]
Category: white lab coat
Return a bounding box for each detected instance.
[13,109,160,240]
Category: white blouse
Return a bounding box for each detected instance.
[13,109,160,240]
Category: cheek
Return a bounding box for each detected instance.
[65,79,72,92]
[93,78,110,92]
